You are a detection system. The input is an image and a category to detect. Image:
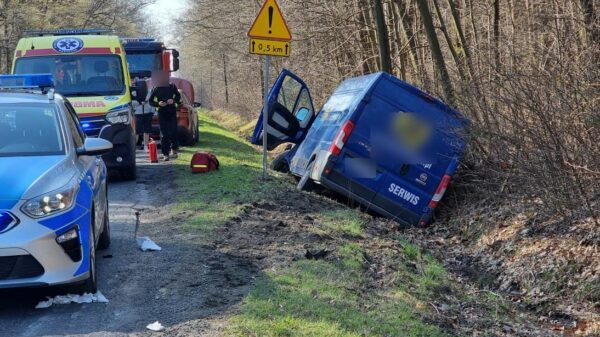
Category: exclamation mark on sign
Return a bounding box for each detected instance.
[268,6,274,34]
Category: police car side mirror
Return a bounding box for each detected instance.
[131,80,148,103]
[77,138,113,156]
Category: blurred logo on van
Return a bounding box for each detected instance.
[393,113,432,150]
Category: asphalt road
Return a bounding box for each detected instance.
[0,151,256,337]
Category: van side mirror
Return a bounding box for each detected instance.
[193,102,202,108]
[77,138,113,156]
[131,80,148,103]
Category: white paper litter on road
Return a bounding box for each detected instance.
[146,321,165,331]
[137,236,162,251]
[35,291,109,309]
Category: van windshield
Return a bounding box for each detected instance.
[0,103,64,157]
[14,55,126,97]
[317,93,358,124]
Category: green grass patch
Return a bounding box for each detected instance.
[338,243,365,271]
[176,112,453,336]
[205,109,256,138]
[175,111,289,232]
[319,209,366,237]
[227,258,449,337]
[399,240,421,261]
[395,240,449,300]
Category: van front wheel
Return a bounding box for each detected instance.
[297,161,316,192]
[271,150,290,173]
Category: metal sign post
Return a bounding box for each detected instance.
[262,55,270,178]
[248,0,292,179]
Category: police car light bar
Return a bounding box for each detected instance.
[0,74,55,90]
[23,29,114,37]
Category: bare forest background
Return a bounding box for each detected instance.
[0,0,596,221]
[174,1,599,317]
[174,0,599,225]
[0,0,151,71]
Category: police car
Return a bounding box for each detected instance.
[0,74,112,293]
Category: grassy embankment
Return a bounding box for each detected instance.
[172,111,458,336]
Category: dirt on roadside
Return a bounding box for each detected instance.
[207,186,561,337]
[405,195,600,336]
[0,149,589,337]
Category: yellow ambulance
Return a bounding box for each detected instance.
[12,29,143,180]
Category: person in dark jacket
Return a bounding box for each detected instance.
[149,70,181,161]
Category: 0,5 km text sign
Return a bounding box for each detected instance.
[249,38,291,57]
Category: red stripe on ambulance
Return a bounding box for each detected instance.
[24,48,113,56]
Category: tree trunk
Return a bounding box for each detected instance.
[580,0,599,45]
[373,0,392,73]
[223,53,229,105]
[415,0,455,105]
[446,0,471,62]
[392,0,421,81]
[432,0,463,78]
[493,0,501,70]
[358,0,376,74]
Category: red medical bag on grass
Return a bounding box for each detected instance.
[191,152,220,173]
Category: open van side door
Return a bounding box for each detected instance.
[251,69,316,150]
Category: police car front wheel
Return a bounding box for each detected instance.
[97,202,110,250]
[75,212,98,294]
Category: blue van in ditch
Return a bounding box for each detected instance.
[252,70,469,227]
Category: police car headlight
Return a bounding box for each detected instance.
[105,109,131,125]
[22,184,79,218]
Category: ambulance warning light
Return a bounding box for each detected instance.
[24,29,114,37]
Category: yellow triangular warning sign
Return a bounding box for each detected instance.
[247,0,292,41]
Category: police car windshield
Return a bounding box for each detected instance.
[14,55,126,97]
[0,103,65,157]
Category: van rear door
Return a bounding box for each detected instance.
[367,76,468,226]
[251,70,315,150]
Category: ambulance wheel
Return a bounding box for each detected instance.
[97,202,110,250]
[178,126,194,146]
[121,163,136,181]
[297,161,316,192]
[271,150,290,173]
